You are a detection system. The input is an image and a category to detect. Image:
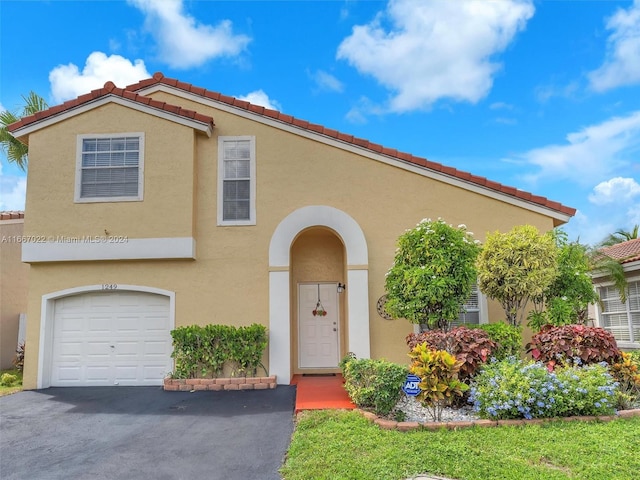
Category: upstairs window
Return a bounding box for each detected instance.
[218,136,256,225]
[75,133,144,202]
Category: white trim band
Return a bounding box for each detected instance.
[22,237,196,262]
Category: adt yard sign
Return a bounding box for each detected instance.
[402,374,421,396]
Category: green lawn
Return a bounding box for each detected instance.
[0,369,23,396]
[281,410,640,480]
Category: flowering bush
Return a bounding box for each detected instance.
[469,357,618,420]
[385,218,480,330]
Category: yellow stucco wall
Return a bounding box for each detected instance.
[21,92,561,388]
[23,103,197,239]
[0,220,29,369]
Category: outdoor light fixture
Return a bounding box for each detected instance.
[337,283,346,293]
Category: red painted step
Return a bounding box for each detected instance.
[291,374,355,413]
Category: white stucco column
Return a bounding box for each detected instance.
[268,270,291,384]
[347,268,370,359]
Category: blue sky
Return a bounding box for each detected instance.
[1,0,639,246]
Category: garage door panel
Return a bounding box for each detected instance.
[144,340,170,356]
[55,366,82,382]
[52,291,172,387]
[86,366,111,383]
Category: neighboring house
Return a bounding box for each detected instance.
[0,211,29,369]
[592,238,640,350]
[8,73,575,389]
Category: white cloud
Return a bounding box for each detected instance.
[512,110,640,185]
[588,0,640,92]
[489,102,514,110]
[0,162,27,211]
[310,70,345,93]
[628,203,640,225]
[128,0,250,69]
[589,177,640,205]
[337,0,534,112]
[235,90,282,111]
[49,52,150,103]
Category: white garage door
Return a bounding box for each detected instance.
[51,291,172,386]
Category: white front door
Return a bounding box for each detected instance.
[298,283,340,368]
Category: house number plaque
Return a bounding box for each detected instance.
[102,284,118,290]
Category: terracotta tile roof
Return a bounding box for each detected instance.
[601,238,640,264]
[0,211,25,220]
[8,72,574,218]
[127,73,575,217]
[7,81,215,133]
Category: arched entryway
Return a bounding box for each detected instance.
[268,206,370,384]
[291,228,346,373]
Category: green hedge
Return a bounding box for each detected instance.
[171,324,267,378]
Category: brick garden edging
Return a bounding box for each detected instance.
[356,408,640,431]
[164,376,277,391]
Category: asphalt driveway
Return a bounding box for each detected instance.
[0,386,296,480]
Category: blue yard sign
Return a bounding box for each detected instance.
[402,374,421,396]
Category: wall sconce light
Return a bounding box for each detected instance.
[337,283,346,293]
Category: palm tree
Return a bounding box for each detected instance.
[599,225,639,247]
[0,91,48,170]
[588,246,628,303]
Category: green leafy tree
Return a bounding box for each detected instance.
[384,218,480,331]
[527,230,600,331]
[0,91,48,170]
[476,225,558,327]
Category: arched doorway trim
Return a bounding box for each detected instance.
[268,206,370,384]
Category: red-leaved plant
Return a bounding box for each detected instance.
[526,324,621,371]
[406,326,497,379]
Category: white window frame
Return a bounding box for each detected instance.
[74,133,145,203]
[217,135,256,226]
[595,275,640,349]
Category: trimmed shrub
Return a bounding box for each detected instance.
[471,323,522,360]
[409,344,468,421]
[171,324,267,378]
[470,357,618,420]
[526,324,621,369]
[406,326,497,379]
[0,373,18,387]
[340,356,408,417]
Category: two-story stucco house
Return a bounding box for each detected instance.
[9,73,575,389]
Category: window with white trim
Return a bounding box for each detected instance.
[598,280,640,345]
[75,133,144,202]
[217,136,256,225]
